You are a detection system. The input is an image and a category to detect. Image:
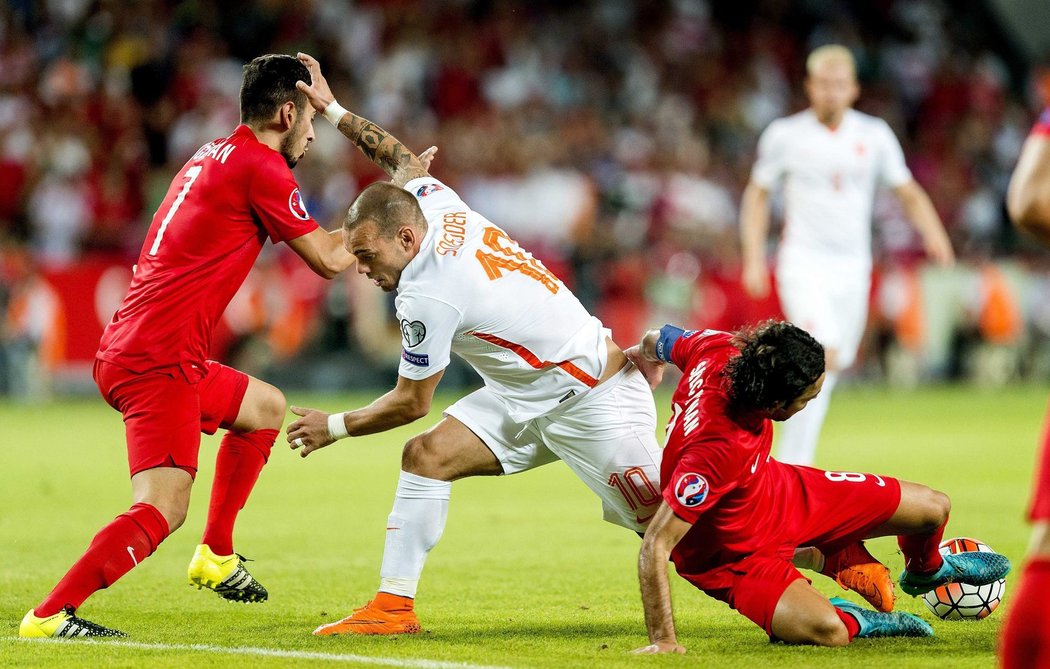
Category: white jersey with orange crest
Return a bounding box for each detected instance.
[395,176,608,422]
[752,108,912,272]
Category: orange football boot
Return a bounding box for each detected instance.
[313,592,422,636]
[821,541,896,613]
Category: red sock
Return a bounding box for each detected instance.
[200,429,276,555]
[833,607,861,641]
[898,517,947,575]
[36,502,169,617]
[1000,559,1050,669]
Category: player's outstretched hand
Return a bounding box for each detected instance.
[418,145,438,172]
[625,344,666,390]
[295,52,335,113]
[631,640,686,655]
[287,405,336,458]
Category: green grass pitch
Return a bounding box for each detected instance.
[0,384,1042,668]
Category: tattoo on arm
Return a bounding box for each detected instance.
[338,115,428,186]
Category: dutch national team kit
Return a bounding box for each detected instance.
[752,108,912,370]
[656,325,902,635]
[394,177,663,531]
[96,124,318,476]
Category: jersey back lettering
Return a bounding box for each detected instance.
[97,125,318,374]
[397,177,608,421]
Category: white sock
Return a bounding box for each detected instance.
[775,372,838,465]
[377,471,451,599]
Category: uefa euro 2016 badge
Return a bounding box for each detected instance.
[288,188,310,220]
[674,473,709,507]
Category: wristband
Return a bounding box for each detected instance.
[327,412,349,440]
[655,324,686,363]
[323,100,348,127]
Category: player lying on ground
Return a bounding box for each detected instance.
[625,322,1010,653]
[284,52,663,636]
[19,54,357,639]
[1000,104,1050,669]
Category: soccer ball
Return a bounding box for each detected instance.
[921,537,1005,621]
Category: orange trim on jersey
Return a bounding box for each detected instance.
[470,331,598,388]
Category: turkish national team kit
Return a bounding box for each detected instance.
[95,125,318,476]
[656,326,902,633]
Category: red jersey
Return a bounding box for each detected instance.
[97,125,318,375]
[658,328,787,571]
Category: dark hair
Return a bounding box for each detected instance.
[240,54,310,124]
[344,182,426,237]
[725,320,825,412]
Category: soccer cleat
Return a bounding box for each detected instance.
[19,606,127,638]
[187,543,268,603]
[898,550,1011,597]
[830,598,933,638]
[313,592,421,636]
[822,542,896,612]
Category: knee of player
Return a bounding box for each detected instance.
[153,497,190,532]
[803,613,851,647]
[922,488,951,528]
[257,384,287,429]
[401,434,448,479]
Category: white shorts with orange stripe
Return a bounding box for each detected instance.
[445,363,663,532]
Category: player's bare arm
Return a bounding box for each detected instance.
[286,228,355,279]
[893,180,955,266]
[633,502,690,655]
[294,52,429,187]
[624,328,666,390]
[739,181,773,298]
[286,371,444,457]
[1008,134,1050,247]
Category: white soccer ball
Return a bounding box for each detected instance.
[921,537,1005,621]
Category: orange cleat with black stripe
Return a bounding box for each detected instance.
[313,592,421,636]
[822,541,896,613]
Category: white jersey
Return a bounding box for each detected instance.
[751,108,912,270]
[396,177,609,422]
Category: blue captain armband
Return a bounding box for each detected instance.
[655,324,687,363]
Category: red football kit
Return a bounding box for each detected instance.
[95,124,318,476]
[656,326,902,635]
[1028,109,1050,521]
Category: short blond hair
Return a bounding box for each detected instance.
[806,44,856,77]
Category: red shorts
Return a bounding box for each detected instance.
[94,359,250,478]
[676,465,902,636]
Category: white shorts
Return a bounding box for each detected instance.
[444,364,662,532]
[775,260,870,369]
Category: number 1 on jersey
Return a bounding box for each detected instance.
[149,164,203,256]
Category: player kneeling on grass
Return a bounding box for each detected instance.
[625,322,1011,653]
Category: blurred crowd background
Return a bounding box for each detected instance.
[3,0,1050,399]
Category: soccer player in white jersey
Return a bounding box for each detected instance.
[740,44,955,466]
[284,53,663,635]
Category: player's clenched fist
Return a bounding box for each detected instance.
[287,405,336,457]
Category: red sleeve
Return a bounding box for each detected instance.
[248,156,319,243]
[670,329,728,371]
[663,437,743,524]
